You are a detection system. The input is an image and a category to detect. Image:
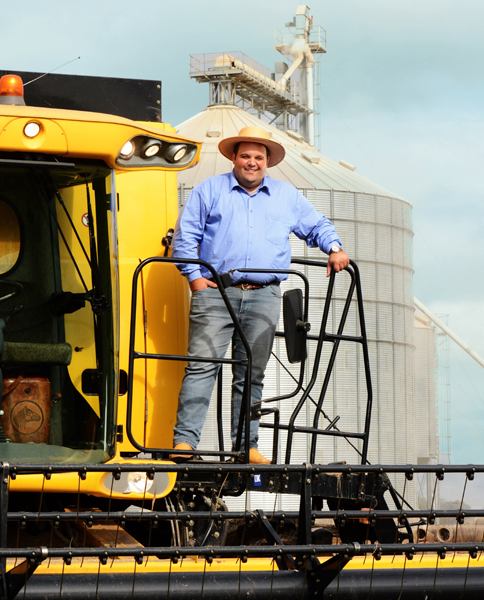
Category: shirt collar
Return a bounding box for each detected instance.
[229,170,271,196]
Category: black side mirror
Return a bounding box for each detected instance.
[283,289,311,364]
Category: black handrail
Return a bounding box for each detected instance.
[235,268,310,405]
[126,256,373,466]
[126,257,254,461]
[290,259,372,464]
[249,258,373,465]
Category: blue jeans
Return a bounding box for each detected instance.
[173,284,281,451]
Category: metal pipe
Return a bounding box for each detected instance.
[416,524,484,543]
[9,508,484,523]
[306,61,314,146]
[5,462,482,475]
[279,55,304,88]
[414,297,484,369]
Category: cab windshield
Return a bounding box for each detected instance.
[0,156,118,464]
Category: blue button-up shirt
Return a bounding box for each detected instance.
[172,171,341,285]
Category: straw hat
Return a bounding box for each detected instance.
[218,126,285,167]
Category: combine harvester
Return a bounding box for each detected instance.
[0,71,483,599]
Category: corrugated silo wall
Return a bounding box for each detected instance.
[177,186,417,510]
[414,323,438,461]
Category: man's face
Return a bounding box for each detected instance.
[232,142,270,192]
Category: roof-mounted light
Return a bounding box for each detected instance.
[119,140,135,159]
[165,144,187,163]
[23,122,41,138]
[116,135,197,169]
[0,74,26,106]
[141,140,162,158]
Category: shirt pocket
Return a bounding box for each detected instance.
[264,214,290,247]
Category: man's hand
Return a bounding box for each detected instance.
[189,277,218,292]
[327,250,350,277]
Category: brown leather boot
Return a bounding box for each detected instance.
[169,443,194,461]
[249,449,271,464]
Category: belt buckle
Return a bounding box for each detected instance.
[241,283,250,290]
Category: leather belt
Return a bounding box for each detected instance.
[232,283,263,290]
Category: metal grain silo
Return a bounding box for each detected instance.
[175,103,417,507]
[414,312,439,508]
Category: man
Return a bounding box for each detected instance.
[171,126,349,464]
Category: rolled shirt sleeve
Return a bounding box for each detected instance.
[292,192,341,254]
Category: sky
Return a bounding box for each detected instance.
[2,0,484,499]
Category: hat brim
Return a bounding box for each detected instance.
[218,136,285,167]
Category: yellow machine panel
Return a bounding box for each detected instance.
[116,123,190,451]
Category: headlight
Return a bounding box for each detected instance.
[165,144,187,163]
[24,122,41,138]
[103,469,171,497]
[142,141,162,158]
[120,140,135,158]
[125,472,154,494]
[116,136,197,169]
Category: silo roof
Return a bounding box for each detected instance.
[176,104,404,199]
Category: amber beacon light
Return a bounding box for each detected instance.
[0,74,26,106]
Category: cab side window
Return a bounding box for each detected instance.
[0,200,21,275]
